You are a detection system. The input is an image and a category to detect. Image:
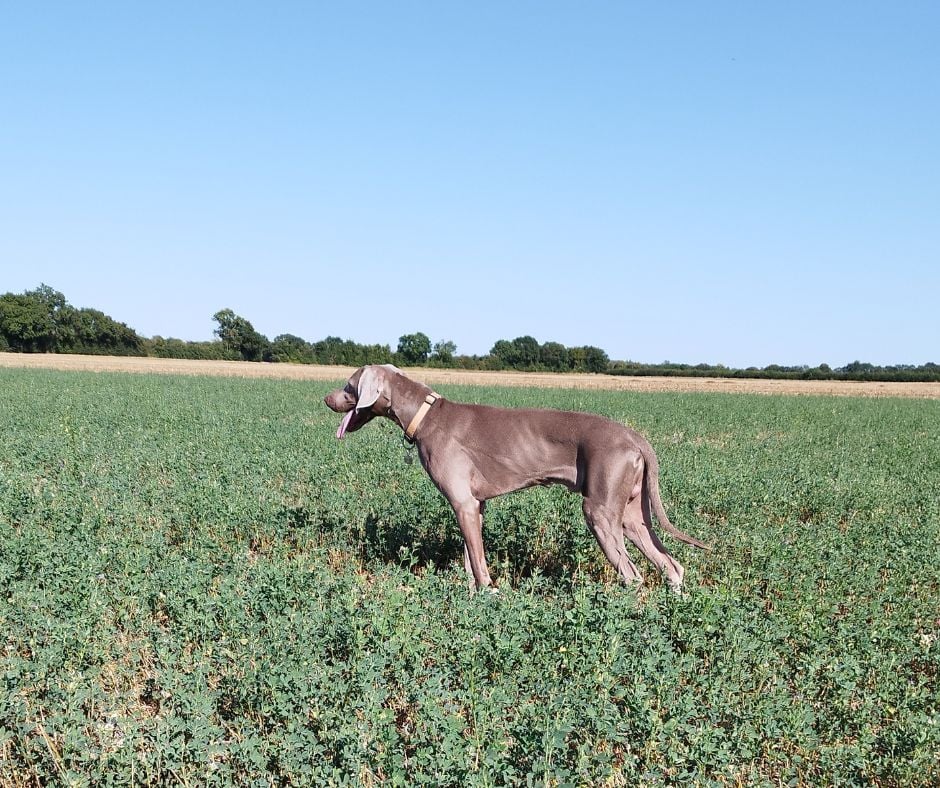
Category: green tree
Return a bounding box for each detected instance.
[310,336,392,365]
[60,307,143,355]
[841,361,876,379]
[490,339,513,368]
[539,341,569,371]
[491,336,541,369]
[569,345,609,373]
[397,332,431,365]
[0,284,67,352]
[147,336,240,360]
[513,336,541,368]
[270,334,315,364]
[0,292,57,352]
[212,308,270,361]
[431,340,457,364]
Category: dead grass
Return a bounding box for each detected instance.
[2,352,938,398]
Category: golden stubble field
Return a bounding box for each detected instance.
[2,352,938,398]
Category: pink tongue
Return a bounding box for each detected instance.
[336,410,354,439]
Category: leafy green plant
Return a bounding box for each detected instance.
[0,369,937,784]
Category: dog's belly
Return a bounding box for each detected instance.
[466,443,581,500]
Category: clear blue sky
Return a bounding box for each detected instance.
[2,2,937,368]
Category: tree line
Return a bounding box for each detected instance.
[1,284,938,382]
[204,310,613,372]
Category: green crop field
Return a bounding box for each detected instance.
[0,368,937,785]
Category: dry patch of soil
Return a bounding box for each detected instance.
[2,352,938,399]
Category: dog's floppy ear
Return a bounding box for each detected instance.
[355,366,386,411]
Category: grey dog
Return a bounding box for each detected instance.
[325,365,707,591]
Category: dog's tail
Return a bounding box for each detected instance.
[640,439,710,550]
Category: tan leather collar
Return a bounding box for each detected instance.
[405,392,440,440]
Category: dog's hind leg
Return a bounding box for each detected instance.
[583,498,643,585]
[622,493,685,590]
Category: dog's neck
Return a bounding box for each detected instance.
[387,374,439,438]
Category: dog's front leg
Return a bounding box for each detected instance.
[454,499,492,591]
[460,502,491,593]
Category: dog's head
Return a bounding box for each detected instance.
[324,364,400,438]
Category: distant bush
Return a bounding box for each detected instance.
[145,336,240,361]
[607,359,940,383]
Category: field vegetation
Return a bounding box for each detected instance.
[0,368,937,784]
